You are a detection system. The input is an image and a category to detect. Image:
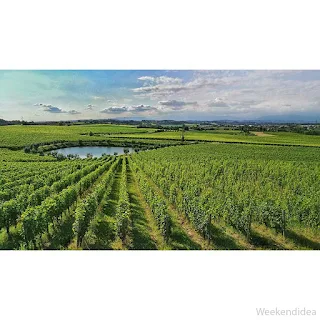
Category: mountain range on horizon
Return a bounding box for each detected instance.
[1,112,320,125]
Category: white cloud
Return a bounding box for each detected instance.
[158,100,197,110]
[68,109,81,115]
[132,76,236,99]
[38,104,67,113]
[92,96,106,100]
[36,103,81,115]
[208,98,229,108]
[100,104,157,114]
[100,106,128,114]
[11,71,320,121]
[92,96,115,102]
[86,104,95,110]
[129,105,156,113]
[138,76,182,85]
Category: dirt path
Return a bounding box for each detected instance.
[131,160,213,250]
[252,131,274,137]
[127,162,167,250]
[49,160,115,249]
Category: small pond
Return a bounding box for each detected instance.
[54,146,134,158]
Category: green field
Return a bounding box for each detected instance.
[0,124,156,148]
[1,125,320,149]
[0,148,57,162]
[109,130,320,147]
[0,125,319,250]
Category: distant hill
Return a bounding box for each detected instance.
[0,118,27,126]
[1,116,319,126]
[257,113,320,123]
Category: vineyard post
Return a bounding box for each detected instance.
[282,210,286,238]
[207,213,212,243]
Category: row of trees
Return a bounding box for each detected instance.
[131,144,320,240]
[0,161,66,185]
[1,159,115,249]
[82,159,119,249]
[0,161,106,236]
[115,158,131,241]
[0,161,75,200]
[130,159,171,242]
[73,158,120,247]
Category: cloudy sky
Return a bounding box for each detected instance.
[0,70,320,121]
